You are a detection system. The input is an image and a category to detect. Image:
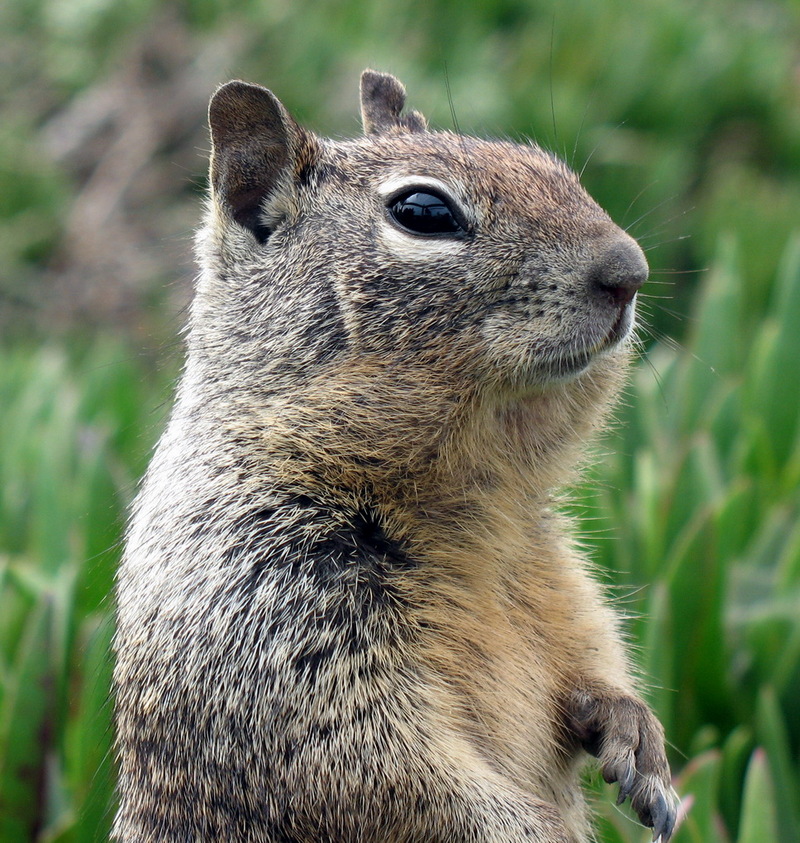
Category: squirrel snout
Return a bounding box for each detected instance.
[588,239,648,307]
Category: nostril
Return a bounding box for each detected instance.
[589,240,648,307]
[596,281,638,307]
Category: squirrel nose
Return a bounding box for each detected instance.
[589,239,648,307]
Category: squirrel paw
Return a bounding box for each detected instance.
[567,690,677,842]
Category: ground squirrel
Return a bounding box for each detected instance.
[113,70,677,842]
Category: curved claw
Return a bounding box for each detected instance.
[615,762,635,805]
[649,789,677,842]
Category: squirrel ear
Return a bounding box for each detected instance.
[360,70,428,135]
[208,81,316,241]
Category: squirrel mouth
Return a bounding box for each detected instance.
[611,302,634,340]
[587,300,635,354]
[547,303,634,380]
[598,302,634,350]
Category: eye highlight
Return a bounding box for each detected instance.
[388,190,463,236]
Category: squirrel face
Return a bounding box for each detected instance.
[198,71,646,393]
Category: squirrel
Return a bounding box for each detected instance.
[113,70,677,842]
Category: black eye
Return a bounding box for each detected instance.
[388,190,463,235]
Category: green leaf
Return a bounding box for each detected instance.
[754,688,800,841]
[642,580,675,741]
[737,749,780,843]
[64,616,115,843]
[743,237,800,472]
[0,595,52,840]
[718,726,753,840]
[689,235,744,380]
[671,750,725,843]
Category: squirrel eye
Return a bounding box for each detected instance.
[388,190,463,235]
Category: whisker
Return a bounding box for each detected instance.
[549,13,559,150]
[443,61,460,136]
[633,205,695,244]
[649,267,708,277]
[641,234,692,251]
[622,180,660,228]
[624,193,681,234]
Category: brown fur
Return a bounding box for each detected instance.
[113,70,675,841]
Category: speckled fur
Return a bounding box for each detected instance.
[113,71,675,842]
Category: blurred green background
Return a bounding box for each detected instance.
[1,0,799,840]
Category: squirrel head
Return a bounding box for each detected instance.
[195,70,646,399]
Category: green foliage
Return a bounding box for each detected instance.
[581,236,800,841]
[0,345,171,841]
